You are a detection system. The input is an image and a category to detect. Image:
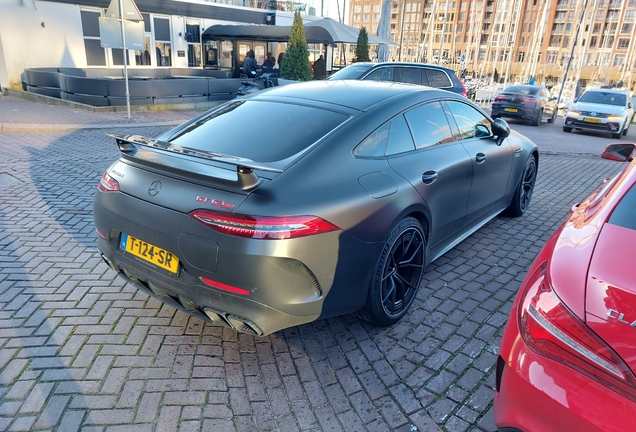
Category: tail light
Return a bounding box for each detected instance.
[189,209,339,239]
[518,261,636,402]
[459,80,467,97]
[522,97,539,104]
[98,172,120,192]
[494,95,506,101]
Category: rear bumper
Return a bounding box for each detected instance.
[491,106,540,121]
[94,191,380,335]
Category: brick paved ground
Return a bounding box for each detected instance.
[0,94,629,431]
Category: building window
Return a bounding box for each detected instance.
[373,4,380,12]
[622,23,634,33]
[613,54,626,67]
[80,9,106,66]
[354,5,361,12]
[625,10,636,20]
[618,38,630,49]
[186,19,201,68]
[363,4,370,12]
[154,17,172,67]
[589,36,597,47]
[135,14,152,66]
[354,14,360,21]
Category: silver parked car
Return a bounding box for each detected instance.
[563,89,634,139]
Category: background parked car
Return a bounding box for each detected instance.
[94,80,537,336]
[563,88,634,138]
[490,84,558,126]
[327,62,467,96]
[495,143,636,431]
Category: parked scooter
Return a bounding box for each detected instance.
[237,72,278,97]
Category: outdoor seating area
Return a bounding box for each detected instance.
[22,67,241,106]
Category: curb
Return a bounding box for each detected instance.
[0,120,187,132]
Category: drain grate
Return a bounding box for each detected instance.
[0,173,20,188]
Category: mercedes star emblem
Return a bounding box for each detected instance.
[148,181,162,196]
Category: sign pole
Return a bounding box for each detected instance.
[118,0,132,119]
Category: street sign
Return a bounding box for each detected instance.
[105,0,143,21]
[99,17,145,50]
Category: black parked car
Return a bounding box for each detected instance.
[490,84,558,126]
[94,80,538,336]
[328,62,467,96]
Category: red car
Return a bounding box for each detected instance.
[495,143,636,431]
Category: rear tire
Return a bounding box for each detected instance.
[547,111,556,124]
[563,126,572,133]
[532,109,542,126]
[357,217,425,327]
[505,156,537,217]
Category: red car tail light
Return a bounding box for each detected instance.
[189,209,340,239]
[98,172,120,192]
[519,261,636,402]
[494,95,506,101]
[522,97,539,104]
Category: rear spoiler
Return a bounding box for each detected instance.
[108,133,279,191]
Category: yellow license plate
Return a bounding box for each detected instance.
[584,117,601,123]
[505,108,518,113]
[120,233,179,273]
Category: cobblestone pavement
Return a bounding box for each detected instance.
[0,94,629,431]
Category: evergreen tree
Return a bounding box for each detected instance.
[354,27,370,62]
[280,12,312,81]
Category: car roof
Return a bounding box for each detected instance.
[250,80,442,111]
[349,61,455,73]
[584,88,628,95]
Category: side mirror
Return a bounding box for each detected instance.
[491,118,510,145]
[602,143,635,162]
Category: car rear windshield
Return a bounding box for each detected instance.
[579,91,627,106]
[328,65,371,80]
[503,85,538,95]
[165,100,349,163]
[608,183,636,231]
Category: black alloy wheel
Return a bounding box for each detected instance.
[505,156,537,217]
[358,217,426,326]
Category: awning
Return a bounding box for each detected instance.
[202,22,395,45]
[202,24,334,44]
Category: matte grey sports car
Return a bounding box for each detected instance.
[94,80,538,335]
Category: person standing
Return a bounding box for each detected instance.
[262,52,275,74]
[243,50,257,77]
[313,54,326,80]
[277,52,285,70]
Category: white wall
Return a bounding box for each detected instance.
[0,0,86,89]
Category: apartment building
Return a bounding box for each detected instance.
[348,0,636,87]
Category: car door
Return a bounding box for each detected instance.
[386,101,473,248]
[445,100,514,225]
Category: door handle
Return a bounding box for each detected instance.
[421,171,438,185]
[475,153,486,164]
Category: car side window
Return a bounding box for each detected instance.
[386,115,416,155]
[446,101,492,140]
[424,69,452,88]
[404,102,454,149]
[395,67,422,85]
[365,67,394,82]
[354,122,390,157]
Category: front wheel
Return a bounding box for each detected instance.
[612,132,622,139]
[357,217,426,326]
[505,156,537,217]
